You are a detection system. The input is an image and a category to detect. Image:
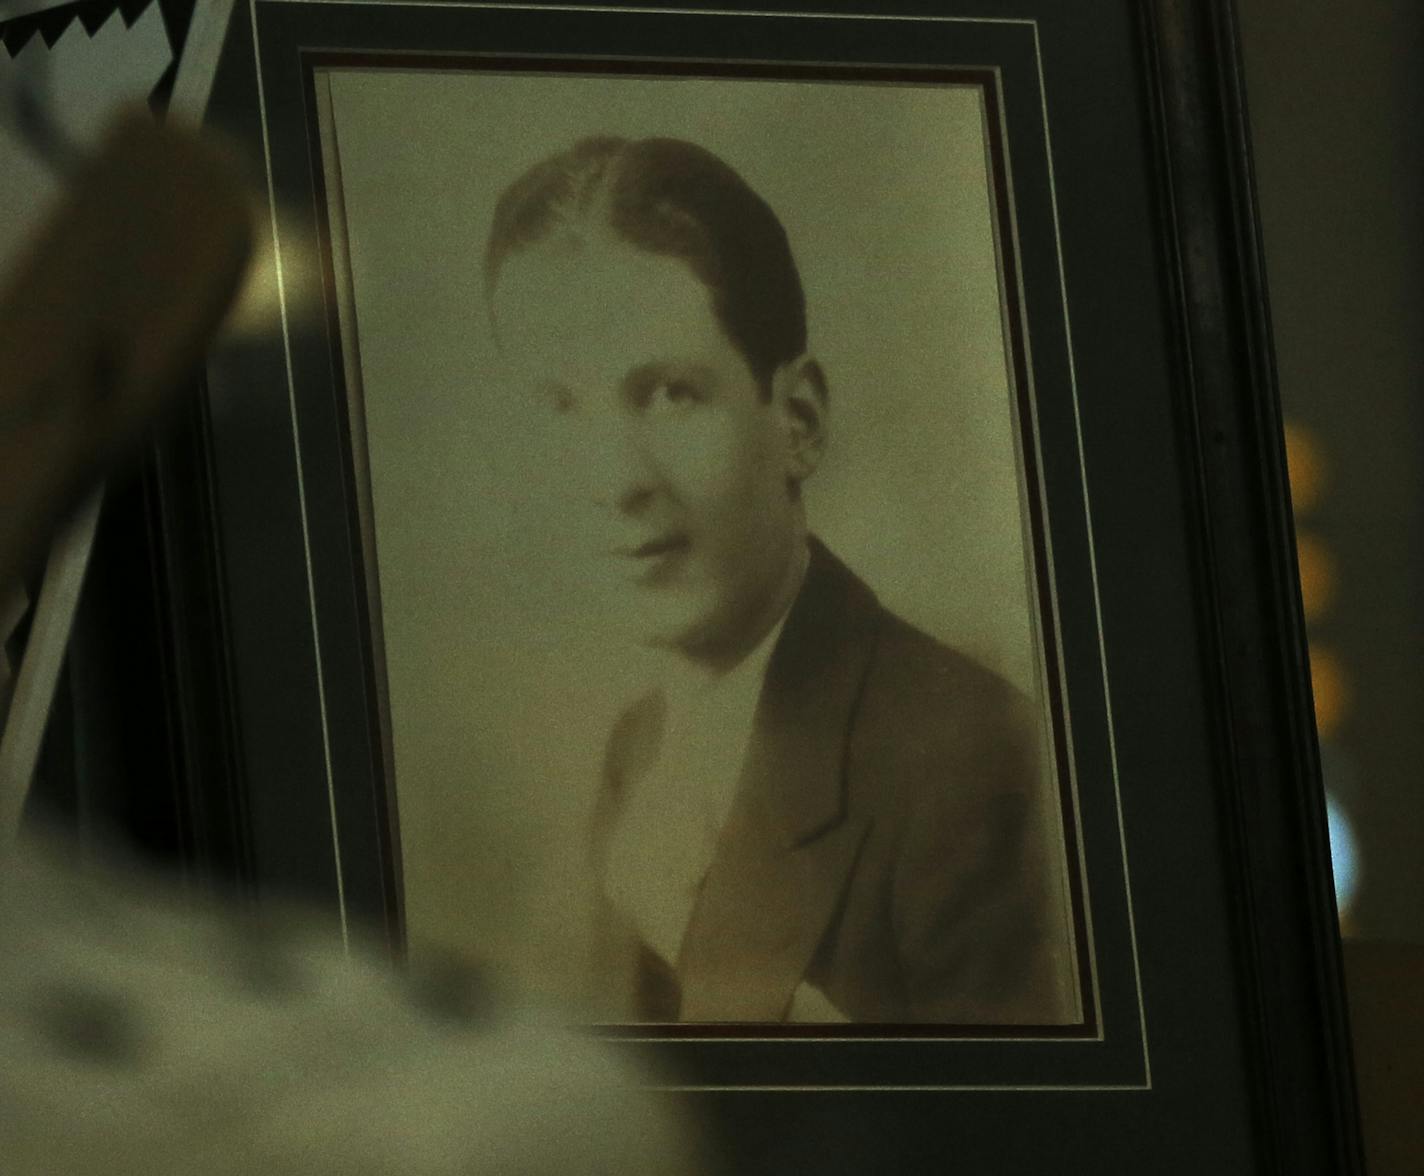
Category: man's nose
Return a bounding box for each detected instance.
[581,413,658,513]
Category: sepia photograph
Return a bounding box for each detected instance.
[313,64,1086,1028]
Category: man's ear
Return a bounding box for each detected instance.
[772,355,828,486]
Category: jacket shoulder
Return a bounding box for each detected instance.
[851,609,1039,801]
[847,609,1075,1024]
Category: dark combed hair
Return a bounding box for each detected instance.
[483,136,808,394]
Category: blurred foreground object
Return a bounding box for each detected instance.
[0,105,251,587]
[0,840,705,1176]
[0,105,251,837]
[0,2,174,272]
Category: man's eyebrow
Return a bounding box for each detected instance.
[531,379,574,401]
[622,361,716,389]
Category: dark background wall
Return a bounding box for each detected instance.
[1238,0,1424,943]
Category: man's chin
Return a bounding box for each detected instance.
[614,609,722,664]
[593,599,702,654]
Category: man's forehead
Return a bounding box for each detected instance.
[492,239,725,378]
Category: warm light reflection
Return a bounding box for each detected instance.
[219,200,322,341]
[1283,421,1326,514]
[1309,645,1350,739]
[1284,424,1359,927]
[1295,531,1336,622]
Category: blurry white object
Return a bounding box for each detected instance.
[1325,792,1361,917]
[0,841,705,1176]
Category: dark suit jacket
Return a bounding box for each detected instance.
[590,538,1078,1025]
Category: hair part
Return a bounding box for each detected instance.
[483,136,808,396]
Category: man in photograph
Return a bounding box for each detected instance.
[483,135,1076,1025]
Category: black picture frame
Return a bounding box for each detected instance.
[148,0,1362,1171]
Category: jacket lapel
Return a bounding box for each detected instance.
[586,690,665,1021]
[678,540,882,1021]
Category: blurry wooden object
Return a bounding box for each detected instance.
[0,109,251,840]
[1343,940,1424,1174]
[0,108,251,584]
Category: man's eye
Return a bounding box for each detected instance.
[649,379,700,410]
[542,385,575,414]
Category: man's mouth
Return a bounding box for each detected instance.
[613,534,691,559]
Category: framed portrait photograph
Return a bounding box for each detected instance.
[153,0,1362,1170]
[315,60,1106,1038]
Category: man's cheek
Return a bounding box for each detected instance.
[664,439,742,505]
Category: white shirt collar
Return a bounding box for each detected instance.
[603,586,796,969]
